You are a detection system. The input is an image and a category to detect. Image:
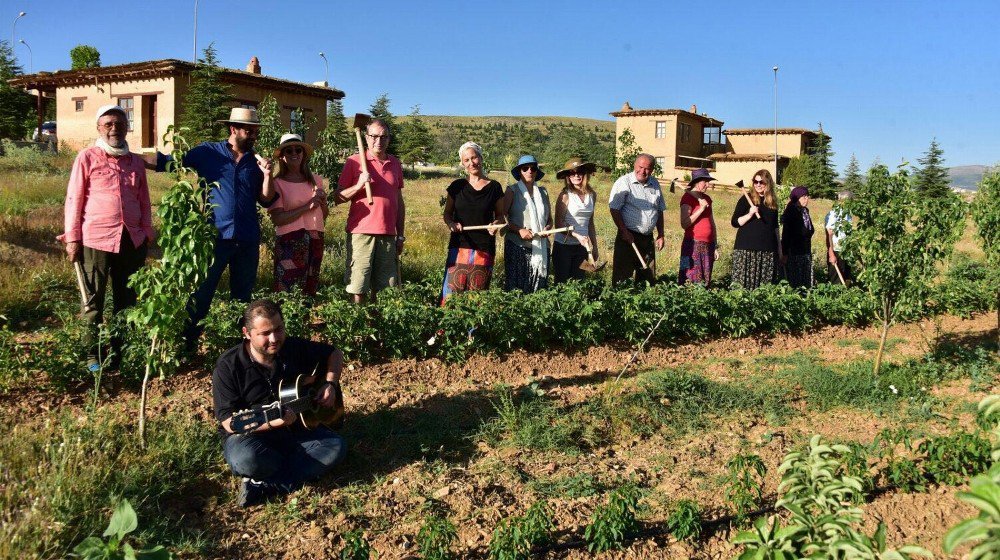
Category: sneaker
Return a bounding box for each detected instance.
[237,478,277,507]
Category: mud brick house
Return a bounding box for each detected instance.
[9,57,344,152]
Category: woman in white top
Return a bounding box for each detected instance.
[552,157,598,284]
[265,133,328,295]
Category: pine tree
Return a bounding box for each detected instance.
[842,154,863,193]
[913,139,951,197]
[0,40,34,140]
[368,93,397,156]
[178,43,233,144]
[69,45,101,69]
[397,105,433,167]
[808,124,838,199]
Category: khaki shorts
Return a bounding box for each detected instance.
[344,233,399,295]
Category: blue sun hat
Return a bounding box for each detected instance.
[511,155,545,181]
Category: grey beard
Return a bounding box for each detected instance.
[95,137,129,156]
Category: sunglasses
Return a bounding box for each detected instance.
[520,165,538,173]
[569,170,586,176]
[752,179,767,185]
[282,146,304,155]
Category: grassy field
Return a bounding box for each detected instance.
[0,144,995,559]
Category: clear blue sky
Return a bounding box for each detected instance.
[7,0,998,172]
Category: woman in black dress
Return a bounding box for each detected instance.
[730,169,783,289]
[781,186,815,289]
[440,141,505,305]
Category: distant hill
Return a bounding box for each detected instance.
[949,165,989,191]
[398,115,616,133]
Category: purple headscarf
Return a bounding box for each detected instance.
[787,186,813,231]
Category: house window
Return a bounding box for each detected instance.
[117,97,134,131]
[679,123,692,144]
[75,100,84,112]
[655,157,665,170]
[703,126,721,145]
[655,121,666,139]
[289,108,302,133]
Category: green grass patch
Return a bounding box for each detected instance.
[527,473,603,499]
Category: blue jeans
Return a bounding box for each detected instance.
[223,426,346,495]
[185,239,259,343]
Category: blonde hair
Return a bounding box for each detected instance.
[750,169,777,210]
[274,153,317,187]
[562,172,595,197]
[458,141,483,162]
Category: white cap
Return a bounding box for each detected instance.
[95,104,126,123]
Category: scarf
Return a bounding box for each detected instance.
[516,181,548,280]
[95,137,130,157]
[800,207,814,232]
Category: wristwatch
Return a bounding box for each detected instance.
[396,235,406,242]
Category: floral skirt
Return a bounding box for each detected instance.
[504,239,548,294]
[679,239,716,285]
[440,247,494,306]
[274,229,324,296]
[730,249,776,290]
[785,254,814,289]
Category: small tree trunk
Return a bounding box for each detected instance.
[873,298,892,376]
[139,336,157,447]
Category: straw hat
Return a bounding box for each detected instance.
[218,107,260,126]
[273,133,313,159]
[556,157,597,180]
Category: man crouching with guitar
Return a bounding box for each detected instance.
[212,299,346,507]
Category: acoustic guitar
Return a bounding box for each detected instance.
[230,374,344,433]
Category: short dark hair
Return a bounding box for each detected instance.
[366,119,391,137]
[243,299,283,330]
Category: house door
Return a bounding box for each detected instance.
[141,95,157,148]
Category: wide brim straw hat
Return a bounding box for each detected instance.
[273,133,313,159]
[556,157,597,179]
[218,107,260,125]
[511,154,545,181]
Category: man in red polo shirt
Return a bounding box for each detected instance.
[59,104,155,372]
[336,119,405,303]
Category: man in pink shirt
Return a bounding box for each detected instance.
[59,104,155,372]
[336,119,405,303]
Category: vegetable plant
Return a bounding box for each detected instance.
[416,510,457,560]
[583,483,644,553]
[488,500,555,560]
[72,499,170,560]
[723,453,767,525]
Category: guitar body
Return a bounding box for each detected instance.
[231,374,345,434]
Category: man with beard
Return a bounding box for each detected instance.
[166,108,277,349]
[213,299,346,506]
[59,104,155,372]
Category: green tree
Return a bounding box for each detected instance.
[177,43,232,144]
[255,94,282,158]
[369,92,397,156]
[842,154,863,193]
[69,45,101,69]
[808,125,838,199]
[970,168,1000,349]
[397,104,433,166]
[311,98,351,180]
[613,128,642,177]
[912,138,951,197]
[0,40,34,140]
[842,164,965,375]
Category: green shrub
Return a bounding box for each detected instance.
[315,294,377,362]
[666,499,702,541]
[583,484,644,553]
[918,431,992,486]
[488,500,554,560]
[416,510,457,560]
[723,453,767,524]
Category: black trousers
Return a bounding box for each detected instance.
[612,230,656,285]
[828,251,854,285]
[79,231,148,362]
[552,242,588,284]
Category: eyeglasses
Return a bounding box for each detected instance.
[282,146,304,155]
[366,133,389,141]
[99,122,126,130]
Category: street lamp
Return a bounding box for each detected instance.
[773,65,779,183]
[319,52,329,85]
[18,38,31,73]
[192,0,199,61]
[11,11,26,59]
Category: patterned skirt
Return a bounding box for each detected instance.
[440,247,495,306]
[730,249,777,290]
[678,239,716,285]
[785,254,814,289]
[274,229,324,296]
[504,239,548,294]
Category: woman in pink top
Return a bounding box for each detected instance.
[678,168,719,285]
[265,134,328,295]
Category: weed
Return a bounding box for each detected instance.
[72,499,171,560]
[666,499,702,541]
[416,509,457,560]
[339,529,373,560]
[722,453,767,524]
[583,483,644,553]
[527,473,601,499]
[478,386,597,454]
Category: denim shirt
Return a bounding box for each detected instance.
[164,141,271,242]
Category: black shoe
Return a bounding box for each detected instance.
[237,478,277,507]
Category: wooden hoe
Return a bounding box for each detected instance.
[352,113,374,205]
